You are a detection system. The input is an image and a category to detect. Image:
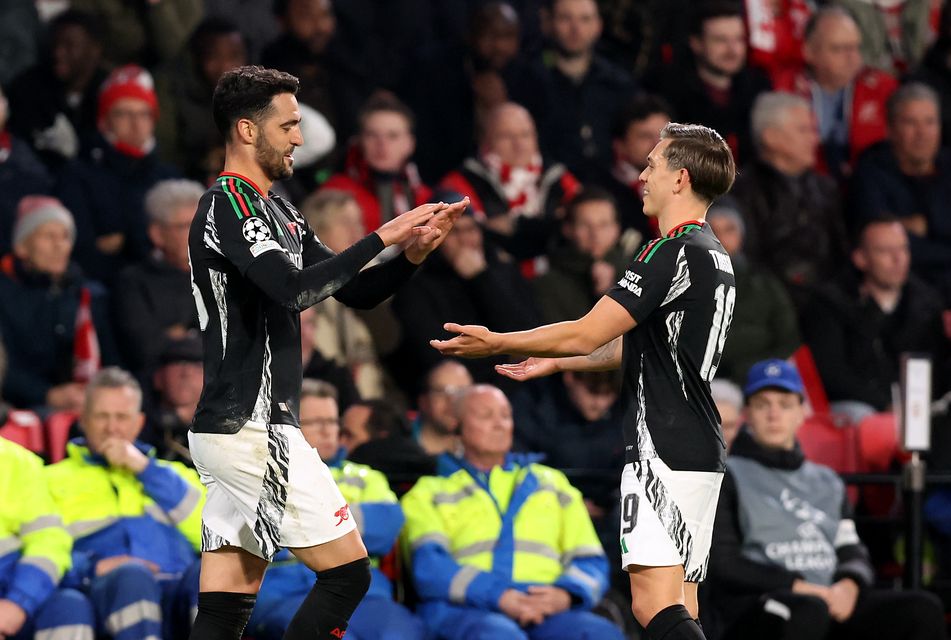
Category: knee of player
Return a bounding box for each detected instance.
[321,556,372,597]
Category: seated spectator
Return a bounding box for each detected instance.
[802,218,948,417]
[248,379,425,640]
[114,179,202,376]
[710,378,743,450]
[649,1,771,164]
[0,0,40,87]
[155,17,248,180]
[912,8,951,148]
[5,10,108,169]
[440,103,580,260]
[539,0,636,181]
[0,437,95,640]
[262,0,371,150]
[57,65,180,286]
[406,1,552,183]
[44,368,202,640]
[850,83,951,299]
[706,199,800,384]
[0,86,53,254]
[147,334,202,466]
[401,384,624,640]
[299,189,399,401]
[300,305,361,412]
[412,359,473,458]
[708,359,945,640]
[0,196,118,413]
[392,208,538,390]
[342,399,436,493]
[320,92,432,232]
[774,6,897,180]
[533,187,629,324]
[744,0,812,83]
[594,94,671,240]
[834,0,933,76]
[732,91,849,310]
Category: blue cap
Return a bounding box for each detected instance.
[743,359,804,397]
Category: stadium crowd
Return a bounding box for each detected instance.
[1,0,951,638]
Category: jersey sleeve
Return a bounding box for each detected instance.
[208,191,285,275]
[606,238,682,324]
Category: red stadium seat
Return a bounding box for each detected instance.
[798,413,858,473]
[856,412,900,472]
[0,410,45,454]
[45,411,79,463]
[792,345,830,416]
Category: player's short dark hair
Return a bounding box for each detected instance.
[689,1,744,37]
[190,17,245,62]
[50,9,103,42]
[301,378,339,402]
[564,186,618,225]
[886,82,940,126]
[612,94,673,141]
[660,122,736,204]
[212,65,299,140]
[357,91,416,134]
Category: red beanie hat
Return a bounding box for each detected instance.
[98,64,159,124]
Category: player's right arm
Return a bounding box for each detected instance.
[495,336,622,382]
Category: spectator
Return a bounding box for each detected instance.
[801,218,948,416]
[114,179,202,375]
[509,368,625,544]
[300,305,361,412]
[649,1,772,164]
[0,87,53,254]
[539,0,637,181]
[0,196,118,413]
[533,187,629,324]
[912,5,951,147]
[261,0,371,150]
[321,92,432,232]
[401,384,624,640]
[440,103,580,260]
[57,65,180,286]
[710,378,743,450]
[147,334,203,466]
[155,17,249,180]
[732,91,849,310]
[849,83,951,298]
[70,0,201,67]
[594,94,671,240]
[204,0,280,63]
[708,359,946,640]
[5,9,107,169]
[706,198,800,385]
[593,0,694,80]
[392,208,539,390]
[774,6,897,180]
[299,189,398,401]
[744,0,813,83]
[833,0,934,76]
[411,359,473,458]
[44,368,203,640]
[247,379,426,640]
[341,399,436,493]
[0,437,96,640]
[0,0,41,87]
[405,1,552,183]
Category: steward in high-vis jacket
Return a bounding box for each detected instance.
[248,377,425,640]
[0,437,94,640]
[401,384,624,640]
[44,368,203,640]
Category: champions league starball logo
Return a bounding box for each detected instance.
[242,217,272,243]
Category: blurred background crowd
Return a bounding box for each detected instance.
[2,0,951,638]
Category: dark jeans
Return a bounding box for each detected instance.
[721,588,946,640]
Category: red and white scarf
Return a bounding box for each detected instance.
[482,152,544,217]
[73,287,101,383]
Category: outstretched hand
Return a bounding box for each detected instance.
[430,323,500,358]
[404,197,470,264]
[375,202,443,248]
[495,357,559,381]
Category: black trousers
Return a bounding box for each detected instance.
[721,588,946,640]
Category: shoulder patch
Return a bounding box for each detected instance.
[242,217,272,243]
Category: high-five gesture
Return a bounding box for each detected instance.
[404,197,469,264]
